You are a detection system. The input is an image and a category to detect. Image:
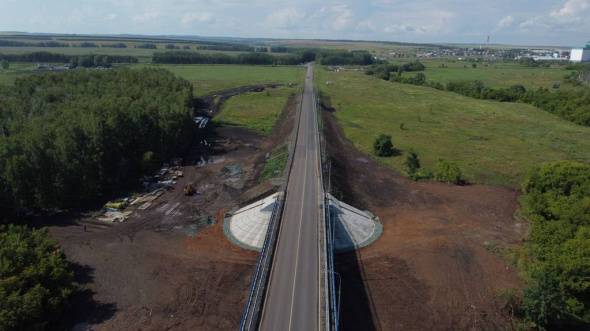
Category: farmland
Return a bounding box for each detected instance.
[316,68,590,187]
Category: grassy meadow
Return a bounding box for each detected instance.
[142,64,304,97]
[213,85,299,135]
[419,60,569,90]
[316,68,590,187]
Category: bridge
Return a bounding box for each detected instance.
[224,64,381,330]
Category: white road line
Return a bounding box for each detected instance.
[287,93,310,331]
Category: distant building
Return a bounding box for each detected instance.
[570,41,590,62]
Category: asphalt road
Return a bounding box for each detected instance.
[259,64,322,331]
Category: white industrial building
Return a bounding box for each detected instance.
[570,42,590,62]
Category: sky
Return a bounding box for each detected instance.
[1,0,589,47]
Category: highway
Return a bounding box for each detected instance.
[259,64,323,330]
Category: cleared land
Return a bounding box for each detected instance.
[316,68,590,187]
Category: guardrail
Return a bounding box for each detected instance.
[317,85,339,331]
[313,80,330,331]
[239,69,306,331]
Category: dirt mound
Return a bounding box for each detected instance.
[323,108,527,330]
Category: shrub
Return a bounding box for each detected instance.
[434,158,462,184]
[373,134,394,157]
[404,149,420,175]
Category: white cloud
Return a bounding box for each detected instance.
[106,13,117,21]
[330,5,354,31]
[181,12,213,26]
[132,12,159,23]
[550,0,590,17]
[519,20,534,28]
[266,8,306,29]
[497,15,514,28]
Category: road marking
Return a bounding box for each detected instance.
[287,87,310,331]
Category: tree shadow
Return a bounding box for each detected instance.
[59,262,117,329]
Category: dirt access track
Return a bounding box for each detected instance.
[322,103,527,330]
[48,85,296,330]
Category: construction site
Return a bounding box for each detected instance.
[48,85,525,330]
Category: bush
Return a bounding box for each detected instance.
[404,148,420,175]
[434,158,462,184]
[373,134,394,157]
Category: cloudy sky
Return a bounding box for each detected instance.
[1,0,589,46]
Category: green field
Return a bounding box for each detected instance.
[409,60,570,90]
[0,63,40,85]
[140,64,304,97]
[213,85,298,135]
[316,68,590,187]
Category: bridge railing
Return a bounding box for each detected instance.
[316,85,339,331]
[239,71,306,331]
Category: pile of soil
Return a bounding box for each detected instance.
[323,106,527,330]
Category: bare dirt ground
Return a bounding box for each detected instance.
[48,85,296,330]
[322,104,528,330]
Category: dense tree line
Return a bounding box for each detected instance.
[518,161,590,329]
[0,40,70,47]
[152,49,373,66]
[196,45,255,52]
[101,43,127,48]
[135,43,157,49]
[316,50,373,66]
[0,68,194,215]
[0,52,138,66]
[76,42,99,48]
[365,61,425,80]
[0,225,76,330]
[270,46,288,53]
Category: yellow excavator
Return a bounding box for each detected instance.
[184,184,195,196]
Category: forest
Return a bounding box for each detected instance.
[0,51,139,66]
[519,161,590,329]
[0,68,194,216]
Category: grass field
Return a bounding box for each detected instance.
[0,63,40,85]
[316,68,590,187]
[398,59,571,90]
[140,64,304,97]
[213,85,299,135]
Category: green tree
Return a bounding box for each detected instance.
[0,225,76,330]
[373,133,394,157]
[1,60,8,70]
[434,158,462,184]
[404,149,420,175]
[522,270,567,330]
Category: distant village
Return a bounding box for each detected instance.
[390,41,590,63]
